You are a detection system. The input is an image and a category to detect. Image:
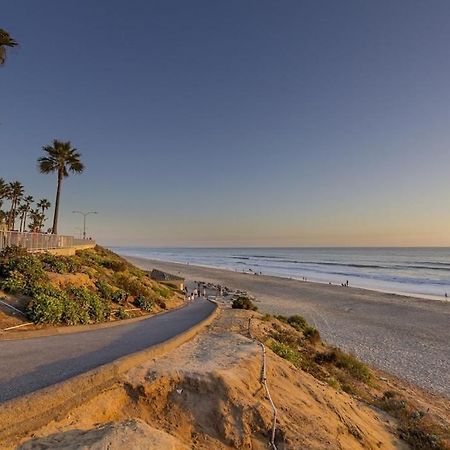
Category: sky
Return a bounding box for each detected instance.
[2,0,450,247]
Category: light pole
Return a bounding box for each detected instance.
[72,211,97,239]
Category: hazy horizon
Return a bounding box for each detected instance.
[3,1,450,247]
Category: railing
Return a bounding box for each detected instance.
[0,231,95,252]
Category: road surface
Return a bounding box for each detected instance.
[0,298,215,403]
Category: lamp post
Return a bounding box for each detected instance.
[72,211,97,239]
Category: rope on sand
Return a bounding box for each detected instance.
[248,317,278,450]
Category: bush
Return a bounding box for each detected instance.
[232,296,257,311]
[101,258,128,272]
[68,286,110,323]
[27,287,67,324]
[315,348,371,382]
[39,253,81,274]
[63,297,90,325]
[1,270,26,293]
[286,314,308,331]
[135,295,154,311]
[269,340,301,367]
[0,248,47,293]
[95,279,115,299]
[303,325,321,344]
[114,272,152,298]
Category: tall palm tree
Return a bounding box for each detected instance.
[38,140,84,234]
[7,181,24,230]
[0,29,18,66]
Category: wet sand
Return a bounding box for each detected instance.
[126,256,450,397]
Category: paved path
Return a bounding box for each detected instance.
[0,298,215,403]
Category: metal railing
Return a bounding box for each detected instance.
[0,231,94,252]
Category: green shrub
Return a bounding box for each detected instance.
[113,272,152,298]
[95,279,115,299]
[335,351,371,382]
[0,248,47,293]
[303,325,321,344]
[68,286,110,323]
[101,258,128,272]
[269,340,301,367]
[116,307,129,320]
[231,296,257,311]
[111,289,127,304]
[286,315,308,331]
[1,270,26,293]
[135,295,154,311]
[63,297,90,325]
[315,348,371,382]
[27,288,67,324]
[39,253,81,274]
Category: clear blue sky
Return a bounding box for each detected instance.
[2,1,450,246]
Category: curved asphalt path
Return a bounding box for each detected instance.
[0,298,215,403]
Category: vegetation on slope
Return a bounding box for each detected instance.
[0,245,179,326]
[255,313,448,450]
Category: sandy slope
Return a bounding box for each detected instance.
[125,256,450,397]
[15,308,407,450]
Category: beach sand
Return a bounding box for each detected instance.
[126,256,450,398]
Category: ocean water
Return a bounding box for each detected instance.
[112,247,450,301]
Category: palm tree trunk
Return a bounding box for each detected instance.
[52,171,63,234]
[19,212,24,232]
[23,210,28,232]
[8,198,17,230]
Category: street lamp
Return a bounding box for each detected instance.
[72,211,97,239]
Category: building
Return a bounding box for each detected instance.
[150,269,184,291]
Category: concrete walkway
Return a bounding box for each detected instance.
[0,298,215,403]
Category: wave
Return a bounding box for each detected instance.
[228,256,450,272]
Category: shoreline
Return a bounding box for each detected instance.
[112,250,450,303]
[125,255,450,398]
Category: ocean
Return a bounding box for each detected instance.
[111,247,450,301]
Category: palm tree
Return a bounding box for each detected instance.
[7,181,24,230]
[28,209,45,233]
[37,198,50,230]
[19,195,34,231]
[0,177,9,212]
[37,198,51,216]
[38,140,84,234]
[0,29,18,65]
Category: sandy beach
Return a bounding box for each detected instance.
[126,256,450,398]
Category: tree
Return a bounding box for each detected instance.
[7,181,24,230]
[0,177,9,211]
[18,195,34,231]
[38,140,84,234]
[28,209,45,232]
[37,198,51,231]
[0,29,18,66]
